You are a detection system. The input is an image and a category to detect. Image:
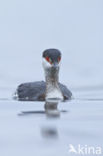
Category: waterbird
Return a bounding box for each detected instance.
[14,49,72,101]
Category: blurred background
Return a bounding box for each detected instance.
[0,0,103,98]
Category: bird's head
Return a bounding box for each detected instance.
[42,49,61,72]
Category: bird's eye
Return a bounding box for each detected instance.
[45,56,50,62]
[58,57,61,62]
[45,57,52,64]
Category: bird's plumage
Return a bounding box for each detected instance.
[14,49,72,101]
[14,81,72,101]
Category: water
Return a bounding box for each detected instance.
[0,92,103,156]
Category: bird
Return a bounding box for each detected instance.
[14,49,72,101]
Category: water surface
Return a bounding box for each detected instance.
[0,88,103,156]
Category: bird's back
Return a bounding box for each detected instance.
[14,81,72,101]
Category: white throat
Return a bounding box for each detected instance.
[42,58,63,101]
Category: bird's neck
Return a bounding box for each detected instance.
[45,68,63,100]
[45,68,59,88]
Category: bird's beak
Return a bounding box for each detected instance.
[52,62,59,70]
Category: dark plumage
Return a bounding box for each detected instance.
[14,49,72,101]
[14,81,72,101]
[43,49,61,63]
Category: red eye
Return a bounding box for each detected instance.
[45,56,50,62]
[58,57,61,62]
[45,56,52,64]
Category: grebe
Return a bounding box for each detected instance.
[14,49,72,101]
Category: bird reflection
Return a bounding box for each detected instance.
[44,100,60,118]
[41,100,60,139]
[18,100,68,139]
[41,127,58,139]
[18,99,67,117]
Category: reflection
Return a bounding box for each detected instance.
[41,99,60,139]
[18,100,67,140]
[18,110,45,116]
[18,99,67,117]
[44,100,60,118]
[41,127,58,139]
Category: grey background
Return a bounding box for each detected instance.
[0,0,103,97]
